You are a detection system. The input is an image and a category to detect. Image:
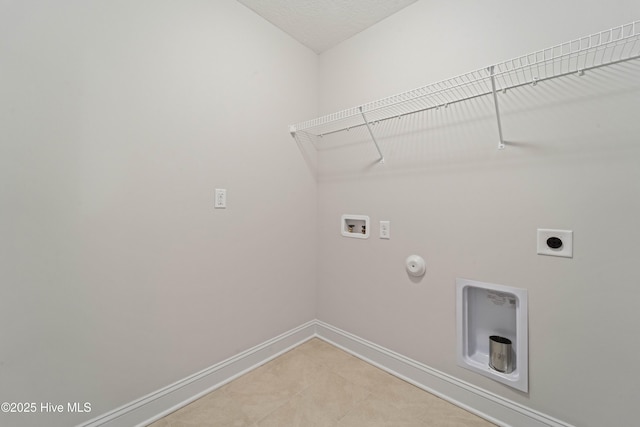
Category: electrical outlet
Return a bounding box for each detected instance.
[537,229,572,258]
[215,189,226,209]
[380,221,390,239]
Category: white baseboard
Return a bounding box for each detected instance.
[77,320,317,427]
[79,319,573,427]
[314,321,573,427]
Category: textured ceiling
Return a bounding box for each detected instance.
[236,0,419,53]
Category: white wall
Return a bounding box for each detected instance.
[0,1,317,426]
[3,1,640,426]
[316,1,640,426]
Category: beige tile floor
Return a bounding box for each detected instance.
[149,338,495,427]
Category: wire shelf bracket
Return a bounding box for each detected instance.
[359,106,385,163]
[289,20,640,161]
[488,65,506,150]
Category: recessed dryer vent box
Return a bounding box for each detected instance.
[341,215,369,239]
[456,278,528,392]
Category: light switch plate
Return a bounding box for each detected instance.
[537,229,572,258]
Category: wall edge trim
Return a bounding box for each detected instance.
[77,320,317,427]
[78,319,573,427]
[315,320,574,427]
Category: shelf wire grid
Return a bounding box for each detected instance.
[290,21,640,138]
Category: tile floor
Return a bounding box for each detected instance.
[149,338,495,427]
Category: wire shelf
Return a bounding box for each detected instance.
[289,21,640,144]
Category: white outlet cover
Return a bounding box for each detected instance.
[215,189,226,209]
[537,229,573,258]
[379,221,390,239]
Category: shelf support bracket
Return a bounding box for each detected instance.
[359,106,385,164]
[488,66,506,150]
